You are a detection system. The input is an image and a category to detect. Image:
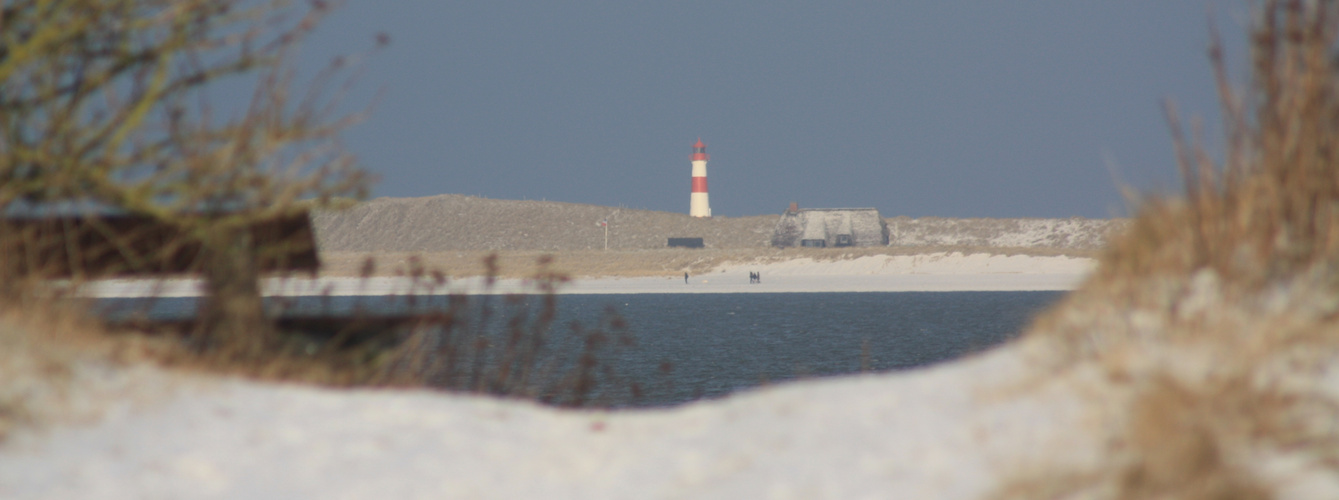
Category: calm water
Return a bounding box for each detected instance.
[96,291,1063,407]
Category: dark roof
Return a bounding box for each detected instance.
[1,212,319,278]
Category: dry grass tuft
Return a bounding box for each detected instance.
[996,334,1338,499]
[1000,1,1339,497]
[0,301,136,441]
[1026,0,1339,369]
[1090,2,1339,294]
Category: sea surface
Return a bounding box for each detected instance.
[96,291,1063,407]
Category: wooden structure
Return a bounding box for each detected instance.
[0,212,319,278]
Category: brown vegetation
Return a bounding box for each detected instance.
[0,0,665,418]
[998,1,1339,497]
[0,302,170,442]
[0,0,374,358]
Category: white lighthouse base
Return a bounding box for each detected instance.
[690,192,711,218]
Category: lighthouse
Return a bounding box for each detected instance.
[689,138,711,217]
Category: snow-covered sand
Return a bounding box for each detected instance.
[81,252,1096,297]
[0,344,1107,499]
[0,251,1112,498]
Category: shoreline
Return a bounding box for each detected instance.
[80,253,1095,297]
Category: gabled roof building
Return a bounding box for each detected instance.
[771,204,889,248]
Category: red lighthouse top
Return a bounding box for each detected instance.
[691,138,709,161]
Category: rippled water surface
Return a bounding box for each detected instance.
[581,292,1062,405]
[98,291,1063,407]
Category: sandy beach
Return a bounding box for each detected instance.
[81,252,1096,297]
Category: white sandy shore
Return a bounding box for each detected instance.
[80,252,1096,297]
[0,344,1109,499]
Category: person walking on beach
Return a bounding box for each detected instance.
[684,272,689,284]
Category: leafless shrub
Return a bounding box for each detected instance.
[1,0,375,353]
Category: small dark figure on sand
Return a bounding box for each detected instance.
[684,272,689,284]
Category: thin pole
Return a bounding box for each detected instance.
[604,221,608,250]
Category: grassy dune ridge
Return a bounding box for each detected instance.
[312,196,1120,278]
[312,194,1123,253]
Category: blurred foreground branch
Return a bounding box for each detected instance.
[0,0,376,350]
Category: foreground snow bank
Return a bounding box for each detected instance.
[0,345,1104,499]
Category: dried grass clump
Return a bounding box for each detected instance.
[0,317,75,442]
[1030,0,1339,360]
[1002,292,1339,499]
[0,302,171,442]
[1002,1,1339,497]
[1095,3,1339,291]
[1103,8,1337,286]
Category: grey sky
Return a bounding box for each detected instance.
[308,2,1248,219]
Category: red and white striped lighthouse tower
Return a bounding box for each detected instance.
[689,138,711,217]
